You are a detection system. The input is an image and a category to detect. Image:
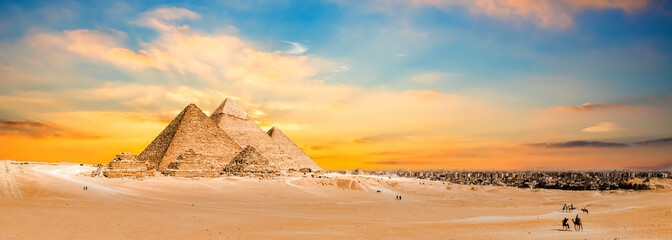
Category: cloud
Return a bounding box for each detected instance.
[411,72,456,84]
[391,0,649,29]
[558,102,631,112]
[332,65,350,72]
[137,7,201,31]
[0,120,100,139]
[37,19,320,83]
[582,122,625,133]
[281,40,308,55]
[635,137,672,145]
[525,140,628,148]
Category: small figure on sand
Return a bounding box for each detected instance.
[562,217,570,230]
[563,203,567,212]
[581,207,589,214]
[572,214,583,231]
[395,195,402,200]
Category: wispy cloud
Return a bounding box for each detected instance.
[332,65,350,72]
[582,122,625,133]
[411,72,456,84]
[136,7,201,31]
[281,40,308,55]
[635,137,672,145]
[524,140,628,148]
[0,120,100,139]
[558,103,631,112]
[398,0,649,30]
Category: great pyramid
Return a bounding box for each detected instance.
[209,98,300,169]
[268,126,321,170]
[137,103,242,171]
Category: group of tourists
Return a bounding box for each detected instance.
[562,203,576,212]
[561,203,586,231]
[562,214,583,231]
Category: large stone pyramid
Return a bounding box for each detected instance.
[137,103,242,171]
[268,126,321,170]
[210,98,319,170]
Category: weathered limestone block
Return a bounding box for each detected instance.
[160,150,221,177]
[103,152,151,178]
[223,146,279,177]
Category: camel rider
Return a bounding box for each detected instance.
[562,218,568,225]
[575,214,581,224]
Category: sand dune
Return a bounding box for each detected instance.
[1,160,671,239]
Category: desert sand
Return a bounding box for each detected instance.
[1,160,671,240]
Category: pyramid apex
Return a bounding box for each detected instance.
[212,98,248,119]
[267,126,279,135]
[267,126,287,138]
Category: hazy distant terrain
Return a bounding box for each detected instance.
[1,160,670,239]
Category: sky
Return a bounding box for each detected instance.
[0,0,671,170]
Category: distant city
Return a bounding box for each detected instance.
[337,169,672,191]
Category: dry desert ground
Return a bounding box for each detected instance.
[1,160,671,239]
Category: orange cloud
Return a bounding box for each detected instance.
[557,102,631,112]
[0,120,100,139]
[524,140,628,148]
[404,0,649,29]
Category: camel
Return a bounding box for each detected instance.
[572,218,583,231]
[581,208,589,214]
[562,218,570,230]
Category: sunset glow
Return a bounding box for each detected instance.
[0,0,670,170]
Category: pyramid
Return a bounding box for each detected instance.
[223,146,278,175]
[268,126,321,170]
[210,98,298,169]
[137,103,242,171]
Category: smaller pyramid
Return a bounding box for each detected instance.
[268,127,321,170]
[223,146,278,176]
[210,98,294,168]
[137,104,242,171]
[212,98,248,119]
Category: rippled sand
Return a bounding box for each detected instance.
[1,160,671,239]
